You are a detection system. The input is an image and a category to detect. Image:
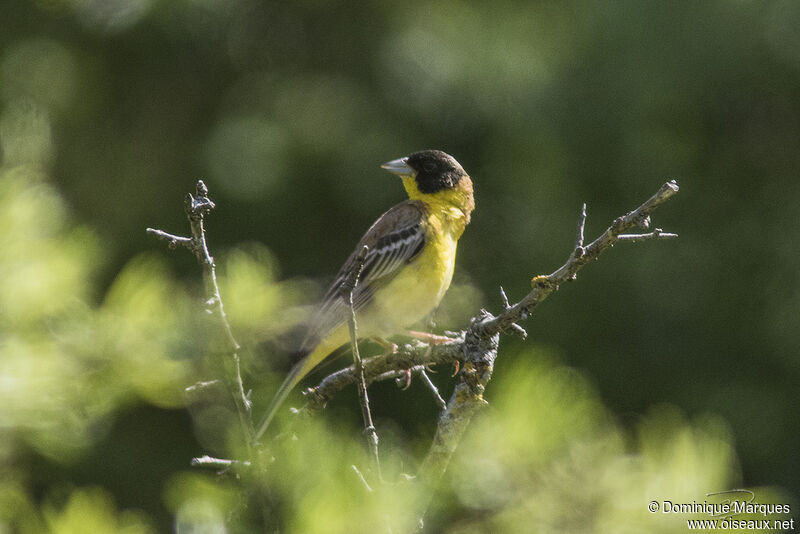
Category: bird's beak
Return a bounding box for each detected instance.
[381,157,413,176]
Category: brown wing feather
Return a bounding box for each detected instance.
[299,200,428,352]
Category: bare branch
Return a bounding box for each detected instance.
[499,286,511,309]
[413,180,679,528]
[498,286,527,339]
[342,245,382,479]
[351,464,374,493]
[183,181,242,355]
[419,369,447,411]
[575,202,587,250]
[617,228,678,242]
[145,228,193,249]
[185,379,222,393]
[148,180,253,447]
[477,180,680,339]
[191,455,251,475]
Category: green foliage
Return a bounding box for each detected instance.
[165,472,239,533]
[218,243,309,347]
[445,354,736,533]
[0,169,184,518]
[42,488,154,534]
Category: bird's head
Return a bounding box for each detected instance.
[381,149,474,221]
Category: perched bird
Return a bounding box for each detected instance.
[254,149,474,440]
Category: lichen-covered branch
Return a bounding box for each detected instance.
[415,180,679,507]
[419,309,499,480]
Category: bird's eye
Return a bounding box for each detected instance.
[423,162,435,173]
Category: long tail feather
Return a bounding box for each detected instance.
[253,355,309,442]
[253,326,350,443]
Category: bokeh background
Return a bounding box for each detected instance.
[2,1,799,532]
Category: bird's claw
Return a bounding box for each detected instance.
[396,368,413,390]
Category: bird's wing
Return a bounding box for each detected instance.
[300,200,428,352]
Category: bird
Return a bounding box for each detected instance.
[254,149,474,440]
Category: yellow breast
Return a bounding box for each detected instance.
[361,205,465,336]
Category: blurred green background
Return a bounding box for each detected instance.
[2,0,799,532]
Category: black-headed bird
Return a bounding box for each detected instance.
[255,149,474,440]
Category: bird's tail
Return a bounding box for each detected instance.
[253,353,311,442]
[254,333,344,442]
[253,325,351,443]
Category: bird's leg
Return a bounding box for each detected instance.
[407,329,460,376]
[398,369,413,391]
[406,330,456,345]
[369,337,414,389]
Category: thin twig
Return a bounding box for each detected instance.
[351,464,374,493]
[148,180,253,448]
[342,245,382,480]
[191,455,252,469]
[419,370,447,411]
[575,202,587,250]
[499,286,510,309]
[498,286,527,339]
[146,228,193,249]
[185,379,222,393]
[617,228,678,241]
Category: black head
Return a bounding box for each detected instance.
[406,150,467,194]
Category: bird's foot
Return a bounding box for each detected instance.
[398,368,413,390]
[407,330,461,376]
